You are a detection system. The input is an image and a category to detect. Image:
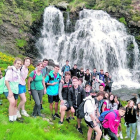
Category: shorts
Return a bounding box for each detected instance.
[85,120,96,128]
[19,84,26,94]
[48,95,59,103]
[64,102,70,111]
[4,92,18,100]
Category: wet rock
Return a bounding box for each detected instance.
[55,1,69,11]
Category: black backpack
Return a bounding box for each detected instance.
[76,99,92,119]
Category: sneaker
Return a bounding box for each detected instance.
[125,136,128,139]
[21,110,29,117]
[77,127,83,134]
[66,118,70,123]
[17,110,21,118]
[54,113,60,119]
[52,114,55,120]
[58,121,63,125]
[119,132,123,139]
[104,135,109,140]
[40,104,44,110]
[69,117,75,120]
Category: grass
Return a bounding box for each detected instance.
[0,92,138,140]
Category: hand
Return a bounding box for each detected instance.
[60,100,64,105]
[8,90,13,98]
[116,134,119,137]
[108,81,110,83]
[96,118,100,123]
[93,121,97,126]
[71,107,75,113]
[29,91,31,95]
[51,82,57,85]
[61,79,64,84]
[44,89,46,94]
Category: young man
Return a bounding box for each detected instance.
[45,64,61,120]
[91,68,98,79]
[77,68,85,79]
[102,107,126,140]
[70,64,80,78]
[68,76,85,134]
[61,60,70,77]
[98,69,105,83]
[58,71,72,124]
[84,94,102,140]
[104,72,113,94]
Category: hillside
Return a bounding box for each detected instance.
[0,0,140,58]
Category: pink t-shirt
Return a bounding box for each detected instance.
[103,101,110,111]
[20,65,28,85]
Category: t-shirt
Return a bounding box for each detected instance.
[20,65,28,85]
[42,67,48,77]
[4,67,20,94]
[29,71,44,90]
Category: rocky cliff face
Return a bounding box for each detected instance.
[0,0,140,59]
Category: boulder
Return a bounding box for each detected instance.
[55,1,69,11]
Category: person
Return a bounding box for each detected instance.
[102,94,115,112]
[77,68,85,79]
[85,84,91,97]
[102,107,126,140]
[3,58,22,122]
[70,64,80,78]
[84,95,102,140]
[61,60,70,77]
[68,76,85,134]
[17,57,31,118]
[112,95,123,139]
[78,78,84,89]
[85,69,91,85]
[136,102,140,140]
[91,68,98,79]
[104,72,113,94]
[58,71,72,124]
[41,58,49,110]
[45,64,61,120]
[97,69,105,83]
[28,62,46,117]
[125,100,137,140]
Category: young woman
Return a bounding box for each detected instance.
[17,57,31,118]
[125,100,137,140]
[85,69,91,84]
[102,94,114,112]
[28,62,46,117]
[4,58,22,122]
[112,95,123,139]
[136,102,140,140]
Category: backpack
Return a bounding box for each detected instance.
[0,77,5,94]
[76,99,92,119]
[98,110,117,125]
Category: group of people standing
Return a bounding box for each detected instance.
[0,58,140,140]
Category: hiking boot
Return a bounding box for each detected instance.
[17,110,21,118]
[40,104,44,110]
[58,121,63,125]
[77,128,83,134]
[66,118,70,123]
[52,114,55,120]
[54,113,60,119]
[21,110,29,117]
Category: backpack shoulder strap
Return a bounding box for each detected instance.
[33,70,37,80]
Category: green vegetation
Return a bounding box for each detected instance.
[119,17,127,25]
[0,92,137,140]
[16,39,27,48]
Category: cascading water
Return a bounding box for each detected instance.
[36,6,140,89]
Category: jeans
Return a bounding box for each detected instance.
[104,128,118,140]
[126,122,136,139]
[137,121,140,140]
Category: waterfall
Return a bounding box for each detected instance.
[36,6,140,89]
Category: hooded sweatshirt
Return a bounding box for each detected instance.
[102,110,120,135]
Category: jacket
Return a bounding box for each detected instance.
[68,85,85,108]
[45,71,61,96]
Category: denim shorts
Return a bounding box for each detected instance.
[4,92,18,100]
[19,84,26,94]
